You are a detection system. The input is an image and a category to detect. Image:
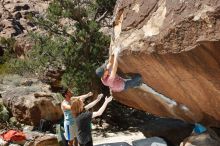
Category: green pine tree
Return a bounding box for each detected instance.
[2,0,116,94]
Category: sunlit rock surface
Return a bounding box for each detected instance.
[111,0,220,127]
[0,75,63,126]
[0,0,50,39]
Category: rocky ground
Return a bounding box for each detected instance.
[0,74,191,145]
[1,75,220,146]
[0,99,191,146]
[0,0,50,39]
[92,101,193,146]
[0,0,51,59]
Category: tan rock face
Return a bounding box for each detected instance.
[111,0,220,127]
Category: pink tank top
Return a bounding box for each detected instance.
[101,75,125,92]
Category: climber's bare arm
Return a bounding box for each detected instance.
[109,53,118,79]
[71,92,93,102]
[106,54,114,70]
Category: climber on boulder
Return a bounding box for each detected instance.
[96,49,142,92]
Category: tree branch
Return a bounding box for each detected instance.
[96,11,108,23]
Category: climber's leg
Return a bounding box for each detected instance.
[124,73,142,90]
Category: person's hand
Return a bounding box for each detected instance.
[105,96,113,103]
[106,62,111,70]
[87,92,93,97]
[103,70,109,79]
[97,93,103,101]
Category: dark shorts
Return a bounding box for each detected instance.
[79,140,93,146]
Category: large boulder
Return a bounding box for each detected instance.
[140,118,193,145]
[23,129,59,146]
[180,129,220,146]
[0,75,63,126]
[32,134,59,146]
[111,0,220,127]
[132,137,167,146]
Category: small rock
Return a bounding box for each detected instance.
[132,137,167,146]
[11,19,24,36]
[34,134,59,146]
[24,141,34,146]
[9,144,21,146]
[16,0,22,3]
[0,19,12,28]
[23,125,34,132]
[23,4,30,10]
[14,12,22,20]
[13,5,22,12]
[0,100,9,122]
[21,80,33,86]
[0,138,7,146]
[27,22,35,27]
[9,117,18,126]
[23,130,43,141]
[4,0,11,4]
